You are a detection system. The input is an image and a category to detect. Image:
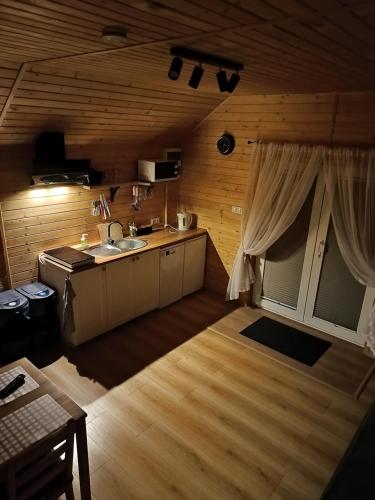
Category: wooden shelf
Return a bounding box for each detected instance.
[82,181,151,190]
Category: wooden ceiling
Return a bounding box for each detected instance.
[1,0,375,145]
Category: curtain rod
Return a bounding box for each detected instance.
[247,140,375,150]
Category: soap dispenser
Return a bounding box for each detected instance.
[80,233,89,250]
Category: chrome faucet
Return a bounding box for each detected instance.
[107,220,123,245]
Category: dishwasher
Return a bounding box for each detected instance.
[159,243,185,308]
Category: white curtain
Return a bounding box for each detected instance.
[323,147,375,354]
[227,142,324,300]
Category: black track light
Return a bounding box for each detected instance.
[168,56,183,81]
[188,65,204,89]
[168,47,243,94]
[226,72,240,93]
[216,70,228,93]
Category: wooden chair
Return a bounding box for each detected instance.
[4,419,75,500]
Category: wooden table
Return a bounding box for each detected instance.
[0,358,91,499]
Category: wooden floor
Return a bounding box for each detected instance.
[210,306,375,398]
[28,290,375,499]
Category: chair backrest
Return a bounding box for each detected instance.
[5,419,75,500]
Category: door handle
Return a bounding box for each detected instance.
[317,240,325,258]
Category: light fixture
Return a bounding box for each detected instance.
[168,47,243,93]
[101,26,128,44]
[168,56,183,81]
[216,70,228,93]
[188,65,204,89]
[226,72,240,93]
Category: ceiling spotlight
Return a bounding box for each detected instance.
[216,70,228,93]
[226,72,240,93]
[101,26,128,44]
[168,57,183,81]
[188,65,204,89]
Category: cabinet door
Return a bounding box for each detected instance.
[70,266,108,345]
[134,249,160,316]
[106,257,135,330]
[183,235,207,296]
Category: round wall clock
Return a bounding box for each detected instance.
[217,134,235,155]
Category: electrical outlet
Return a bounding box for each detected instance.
[231,206,243,215]
[150,217,160,225]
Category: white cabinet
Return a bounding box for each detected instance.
[133,250,160,317]
[183,235,206,296]
[106,257,133,330]
[106,249,159,329]
[40,261,108,346]
[40,236,206,345]
[40,248,160,345]
[69,266,108,345]
[159,243,185,308]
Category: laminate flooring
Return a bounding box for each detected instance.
[32,290,374,499]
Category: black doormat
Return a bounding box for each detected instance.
[240,316,331,366]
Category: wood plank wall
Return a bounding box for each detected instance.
[180,91,375,296]
[1,63,222,145]
[0,141,178,288]
[0,59,222,289]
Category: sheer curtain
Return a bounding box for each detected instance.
[323,147,375,354]
[227,142,324,300]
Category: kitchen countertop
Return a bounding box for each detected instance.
[92,227,207,265]
[43,228,207,273]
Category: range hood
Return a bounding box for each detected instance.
[31,132,91,186]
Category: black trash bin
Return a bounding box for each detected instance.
[16,282,60,350]
[0,289,30,360]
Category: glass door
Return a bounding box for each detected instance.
[304,192,374,345]
[253,176,325,322]
[253,174,374,346]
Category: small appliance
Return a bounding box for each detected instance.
[177,212,192,231]
[138,160,180,182]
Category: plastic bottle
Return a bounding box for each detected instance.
[80,233,89,250]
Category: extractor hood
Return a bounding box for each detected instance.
[31,132,91,186]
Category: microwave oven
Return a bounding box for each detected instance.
[138,160,180,183]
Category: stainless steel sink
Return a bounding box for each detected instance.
[84,238,147,257]
[84,244,122,257]
[113,238,148,251]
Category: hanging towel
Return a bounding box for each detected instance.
[62,276,75,336]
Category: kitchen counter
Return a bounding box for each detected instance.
[44,228,207,272]
[39,228,208,346]
[92,227,207,265]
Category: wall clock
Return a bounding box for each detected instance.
[217,134,235,155]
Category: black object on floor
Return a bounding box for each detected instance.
[240,316,331,366]
[320,402,375,500]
